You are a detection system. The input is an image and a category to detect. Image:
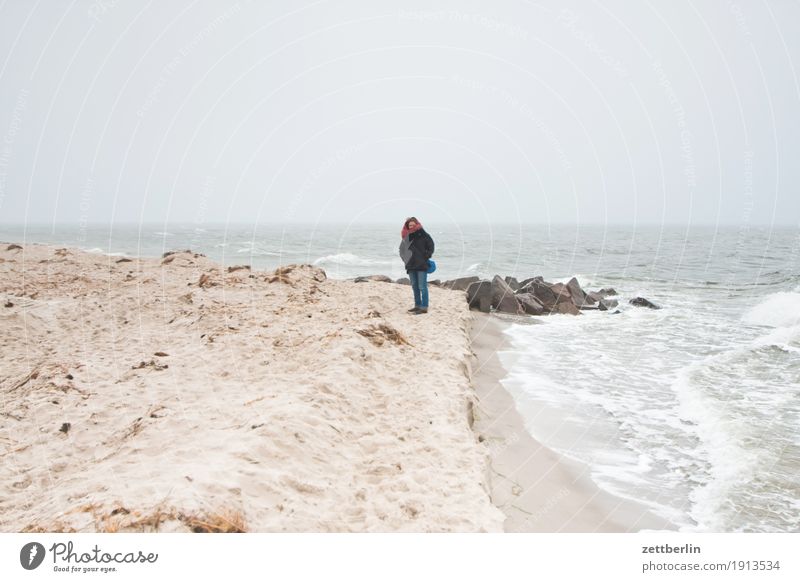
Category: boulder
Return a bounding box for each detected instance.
[549,282,574,305]
[566,277,587,306]
[519,279,559,308]
[395,277,411,285]
[598,298,619,311]
[516,293,545,315]
[597,287,618,297]
[466,281,492,313]
[443,276,480,291]
[491,275,523,314]
[429,279,442,287]
[354,275,393,283]
[585,291,602,305]
[553,301,581,315]
[518,276,544,288]
[629,297,660,309]
[504,276,521,292]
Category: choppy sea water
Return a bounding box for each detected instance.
[2,223,799,532]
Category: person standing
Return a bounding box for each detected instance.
[398,216,435,314]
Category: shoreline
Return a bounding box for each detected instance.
[468,312,676,532]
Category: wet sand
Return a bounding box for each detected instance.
[468,312,675,532]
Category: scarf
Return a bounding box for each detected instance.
[401,219,423,239]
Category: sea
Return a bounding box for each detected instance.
[2,222,798,532]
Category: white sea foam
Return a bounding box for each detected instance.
[236,246,280,256]
[743,290,800,328]
[312,253,389,267]
[670,357,759,532]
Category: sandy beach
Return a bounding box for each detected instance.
[0,243,503,532]
[469,313,675,532]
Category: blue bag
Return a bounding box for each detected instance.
[427,259,437,274]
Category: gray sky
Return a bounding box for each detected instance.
[0,0,798,227]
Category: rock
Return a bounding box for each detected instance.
[585,291,602,304]
[519,279,559,308]
[353,275,393,283]
[429,279,442,287]
[598,298,619,311]
[516,293,545,315]
[3,300,12,308]
[504,276,520,292]
[491,275,522,314]
[518,276,544,288]
[115,257,133,263]
[466,280,492,313]
[553,301,581,315]
[59,422,71,434]
[566,277,587,306]
[395,277,411,285]
[629,297,660,309]
[443,276,479,291]
[597,287,618,297]
[549,282,574,305]
[6,244,22,251]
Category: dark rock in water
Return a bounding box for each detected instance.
[395,277,411,285]
[553,301,581,315]
[491,275,522,314]
[566,277,587,306]
[504,276,520,292]
[598,298,619,311]
[629,297,660,309]
[518,276,545,289]
[354,275,393,283]
[516,293,545,315]
[519,279,559,308]
[584,291,602,305]
[549,282,575,305]
[597,287,618,297]
[443,276,479,291]
[466,280,492,313]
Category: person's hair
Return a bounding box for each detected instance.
[404,216,419,229]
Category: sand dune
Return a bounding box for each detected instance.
[0,244,503,532]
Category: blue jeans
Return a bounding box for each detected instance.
[409,270,429,308]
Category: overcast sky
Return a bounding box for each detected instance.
[0,0,798,227]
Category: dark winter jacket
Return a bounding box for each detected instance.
[399,228,435,273]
